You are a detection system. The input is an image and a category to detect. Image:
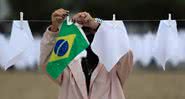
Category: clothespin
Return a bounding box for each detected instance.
[67,16,73,25]
[168,13,172,27]
[113,14,116,21]
[168,13,172,20]
[20,12,24,29]
[112,14,117,28]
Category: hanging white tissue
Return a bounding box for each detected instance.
[153,20,179,70]
[91,20,130,72]
[2,20,34,70]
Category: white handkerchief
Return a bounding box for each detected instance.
[91,20,130,72]
[153,20,179,70]
[3,20,34,70]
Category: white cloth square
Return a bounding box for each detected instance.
[91,20,130,72]
[2,20,34,70]
[153,20,179,70]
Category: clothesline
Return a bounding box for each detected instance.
[1,19,185,22]
[0,20,51,22]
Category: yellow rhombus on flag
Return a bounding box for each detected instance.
[49,34,76,62]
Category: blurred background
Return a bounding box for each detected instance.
[0,0,185,99]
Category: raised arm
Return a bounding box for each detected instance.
[39,8,69,84]
[39,28,58,67]
[116,50,133,88]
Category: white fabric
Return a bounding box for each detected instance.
[129,34,143,64]
[0,33,9,68]
[129,33,155,66]
[14,39,39,70]
[178,32,185,63]
[153,20,179,70]
[91,20,130,72]
[2,20,34,70]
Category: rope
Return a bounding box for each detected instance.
[0,19,185,22]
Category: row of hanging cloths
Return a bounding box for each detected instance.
[0,13,184,71]
[129,20,183,70]
[92,14,184,71]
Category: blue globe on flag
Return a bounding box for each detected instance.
[54,40,69,56]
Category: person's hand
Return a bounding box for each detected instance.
[72,12,99,30]
[51,8,69,32]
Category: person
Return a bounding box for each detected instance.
[40,8,133,99]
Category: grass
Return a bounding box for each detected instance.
[0,69,185,99]
[124,70,185,99]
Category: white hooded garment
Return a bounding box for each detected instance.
[91,20,130,72]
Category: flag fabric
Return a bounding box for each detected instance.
[46,20,89,80]
[153,20,179,70]
[2,20,34,70]
[91,20,130,72]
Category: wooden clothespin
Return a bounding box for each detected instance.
[168,13,172,27]
[112,14,117,28]
[168,13,172,20]
[20,12,24,29]
[113,14,116,21]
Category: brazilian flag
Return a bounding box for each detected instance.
[46,20,89,80]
